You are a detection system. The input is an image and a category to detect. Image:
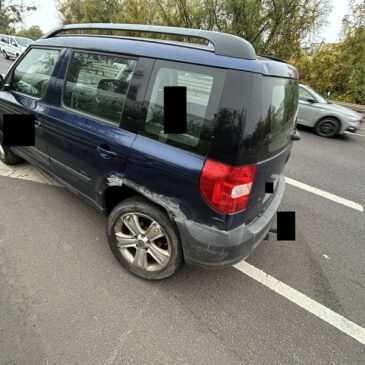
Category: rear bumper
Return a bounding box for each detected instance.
[175,175,285,267]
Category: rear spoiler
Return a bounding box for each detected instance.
[258,54,287,63]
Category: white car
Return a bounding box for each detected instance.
[298,84,362,137]
[1,35,33,59]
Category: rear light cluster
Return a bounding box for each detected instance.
[200,160,256,214]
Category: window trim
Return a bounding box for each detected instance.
[61,48,138,128]
[8,46,63,101]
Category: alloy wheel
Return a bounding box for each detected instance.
[317,118,339,137]
[114,212,171,272]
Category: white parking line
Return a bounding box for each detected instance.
[234,261,365,345]
[285,177,364,212]
[0,161,60,186]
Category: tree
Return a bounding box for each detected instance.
[17,25,43,39]
[0,0,37,33]
[57,0,84,24]
[290,0,365,105]
[337,0,365,104]
[56,0,331,59]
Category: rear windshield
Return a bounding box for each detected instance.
[261,76,298,156]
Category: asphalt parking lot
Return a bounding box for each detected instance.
[1,58,365,364]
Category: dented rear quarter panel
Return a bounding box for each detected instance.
[124,134,227,230]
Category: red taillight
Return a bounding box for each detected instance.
[199,160,256,214]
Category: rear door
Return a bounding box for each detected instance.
[43,49,152,206]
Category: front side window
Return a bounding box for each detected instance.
[142,61,225,155]
[63,51,137,124]
[299,87,313,101]
[12,48,60,98]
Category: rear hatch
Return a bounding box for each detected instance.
[244,72,299,224]
[206,60,299,229]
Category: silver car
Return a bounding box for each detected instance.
[298,84,362,137]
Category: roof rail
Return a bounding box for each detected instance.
[42,23,256,60]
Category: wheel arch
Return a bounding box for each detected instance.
[102,183,177,223]
[315,115,342,129]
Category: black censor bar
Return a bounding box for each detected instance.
[1,114,35,147]
[163,86,187,134]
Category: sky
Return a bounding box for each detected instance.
[21,0,350,43]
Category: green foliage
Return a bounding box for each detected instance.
[17,25,43,40]
[0,0,36,33]
[289,0,365,104]
[55,0,364,104]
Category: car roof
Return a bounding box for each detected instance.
[34,35,298,79]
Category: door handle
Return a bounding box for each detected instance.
[34,119,41,128]
[97,145,117,159]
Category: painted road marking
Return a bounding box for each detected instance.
[0,161,60,186]
[0,162,363,212]
[2,161,365,345]
[234,261,365,345]
[285,177,364,212]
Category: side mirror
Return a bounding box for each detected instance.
[0,74,3,89]
[327,91,331,97]
[306,98,316,103]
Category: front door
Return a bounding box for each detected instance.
[0,47,62,170]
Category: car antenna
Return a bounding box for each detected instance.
[250,20,271,44]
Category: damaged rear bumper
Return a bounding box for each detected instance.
[175,175,285,267]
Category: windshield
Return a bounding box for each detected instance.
[307,87,328,103]
[14,37,33,47]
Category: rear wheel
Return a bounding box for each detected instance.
[315,117,340,138]
[106,196,182,280]
[0,142,23,165]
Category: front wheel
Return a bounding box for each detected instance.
[3,51,9,60]
[315,117,340,137]
[0,142,23,165]
[106,196,183,280]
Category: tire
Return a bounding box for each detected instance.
[106,196,183,280]
[3,51,9,60]
[315,117,340,138]
[0,142,23,165]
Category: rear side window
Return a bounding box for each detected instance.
[63,52,137,124]
[12,48,60,98]
[141,60,226,155]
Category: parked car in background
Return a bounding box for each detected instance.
[0,23,300,280]
[1,35,33,59]
[298,84,362,137]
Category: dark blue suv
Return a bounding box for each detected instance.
[0,24,299,280]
